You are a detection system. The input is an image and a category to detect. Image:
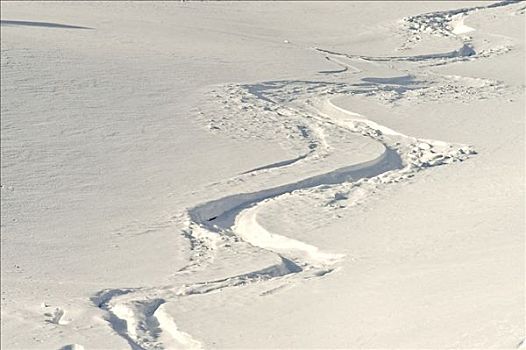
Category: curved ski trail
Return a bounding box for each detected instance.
[92,89,475,349]
[85,2,525,348]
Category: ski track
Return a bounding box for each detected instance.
[317,0,523,68]
[318,56,361,75]
[90,90,475,349]
[399,0,523,50]
[316,42,478,66]
[85,2,525,349]
[240,153,309,175]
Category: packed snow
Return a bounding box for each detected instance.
[1,1,524,349]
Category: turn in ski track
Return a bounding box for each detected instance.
[92,88,474,349]
[87,1,523,349]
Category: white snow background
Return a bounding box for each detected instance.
[1,1,524,349]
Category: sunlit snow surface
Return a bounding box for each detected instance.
[1,1,524,349]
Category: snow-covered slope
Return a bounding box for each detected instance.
[1,1,524,349]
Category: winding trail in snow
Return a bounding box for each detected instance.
[91,90,475,349]
[84,1,526,348]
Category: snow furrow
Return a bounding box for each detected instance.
[1,0,520,348]
[89,3,495,347]
[316,43,477,64]
[400,0,522,45]
[92,88,476,348]
[240,153,310,175]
